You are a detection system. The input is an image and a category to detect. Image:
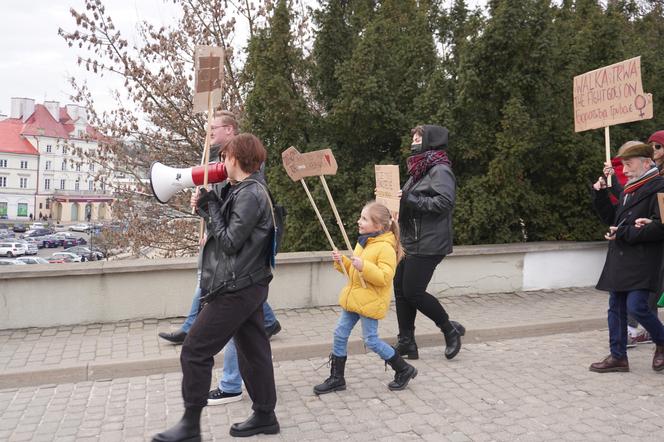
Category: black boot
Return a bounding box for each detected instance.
[229,411,280,437]
[440,320,464,360]
[158,329,187,345]
[386,350,418,391]
[152,407,201,442]
[396,329,419,360]
[313,354,347,395]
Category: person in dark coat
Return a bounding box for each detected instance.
[393,125,465,361]
[590,142,664,373]
[152,134,279,441]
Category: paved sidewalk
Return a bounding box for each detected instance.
[0,287,613,388]
[2,330,664,441]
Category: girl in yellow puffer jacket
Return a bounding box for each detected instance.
[313,202,418,394]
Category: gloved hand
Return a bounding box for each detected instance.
[196,188,214,217]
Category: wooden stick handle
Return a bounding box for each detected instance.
[319,175,366,288]
[301,179,350,280]
[605,126,612,187]
[196,94,214,242]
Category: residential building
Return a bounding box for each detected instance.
[0,97,113,222]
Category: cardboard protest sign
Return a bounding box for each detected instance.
[658,193,664,224]
[193,45,225,113]
[282,146,338,181]
[375,165,400,214]
[574,56,653,132]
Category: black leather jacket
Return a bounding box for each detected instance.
[197,172,273,296]
[399,163,456,256]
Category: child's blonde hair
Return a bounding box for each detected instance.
[364,201,404,262]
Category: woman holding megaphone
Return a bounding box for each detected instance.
[152,133,279,441]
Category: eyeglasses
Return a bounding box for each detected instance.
[653,143,663,151]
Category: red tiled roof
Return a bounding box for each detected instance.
[0,118,39,155]
[21,105,70,138]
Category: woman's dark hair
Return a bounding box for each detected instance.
[222,133,267,174]
[411,126,424,137]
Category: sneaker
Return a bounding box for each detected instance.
[207,388,243,406]
[628,330,652,346]
[265,320,282,339]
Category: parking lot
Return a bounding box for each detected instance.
[0,222,102,264]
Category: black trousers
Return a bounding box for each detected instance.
[180,281,276,412]
[394,254,449,332]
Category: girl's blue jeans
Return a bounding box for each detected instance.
[333,309,395,360]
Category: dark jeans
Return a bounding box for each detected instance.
[609,290,664,359]
[394,254,449,332]
[180,281,276,412]
[627,291,659,328]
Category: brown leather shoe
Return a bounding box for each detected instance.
[653,345,664,371]
[589,355,629,373]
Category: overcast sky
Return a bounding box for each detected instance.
[0,0,181,116]
[0,0,486,118]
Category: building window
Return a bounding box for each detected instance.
[19,178,27,188]
[101,181,105,191]
[88,181,93,191]
[17,203,28,217]
[61,161,67,171]
[44,178,50,190]
[46,145,52,153]
[90,163,95,172]
[0,177,6,187]
[20,161,28,169]
[45,200,50,209]
[0,202,6,217]
[76,163,81,171]
[0,159,7,168]
[75,181,80,191]
[60,179,66,190]
[45,161,51,170]
[39,203,43,209]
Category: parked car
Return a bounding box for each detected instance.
[0,242,26,257]
[22,237,43,249]
[0,258,27,265]
[63,237,87,248]
[16,256,49,265]
[29,222,46,229]
[51,251,84,262]
[16,240,38,255]
[46,256,73,264]
[65,246,102,261]
[39,235,60,248]
[12,223,27,233]
[24,228,54,238]
[68,223,91,232]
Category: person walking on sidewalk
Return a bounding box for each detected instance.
[590,142,664,373]
[159,110,281,346]
[152,134,279,441]
[314,202,417,395]
[394,124,465,361]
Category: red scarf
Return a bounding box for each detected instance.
[407,150,451,182]
[623,168,659,194]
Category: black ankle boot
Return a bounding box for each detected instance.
[440,320,464,360]
[385,350,418,391]
[313,354,347,395]
[229,411,280,437]
[152,407,201,442]
[396,329,419,360]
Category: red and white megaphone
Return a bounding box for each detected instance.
[150,161,227,204]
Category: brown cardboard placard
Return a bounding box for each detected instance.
[281,146,338,181]
[574,56,653,133]
[193,45,225,114]
[375,165,400,214]
[658,193,664,223]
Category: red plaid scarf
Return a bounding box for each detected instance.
[623,167,659,194]
[407,150,451,182]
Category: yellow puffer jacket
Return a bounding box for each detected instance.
[334,232,397,320]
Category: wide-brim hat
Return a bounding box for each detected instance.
[615,142,653,160]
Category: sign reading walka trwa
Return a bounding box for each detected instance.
[574,56,653,132]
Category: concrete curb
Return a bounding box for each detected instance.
[0,317,608,389]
